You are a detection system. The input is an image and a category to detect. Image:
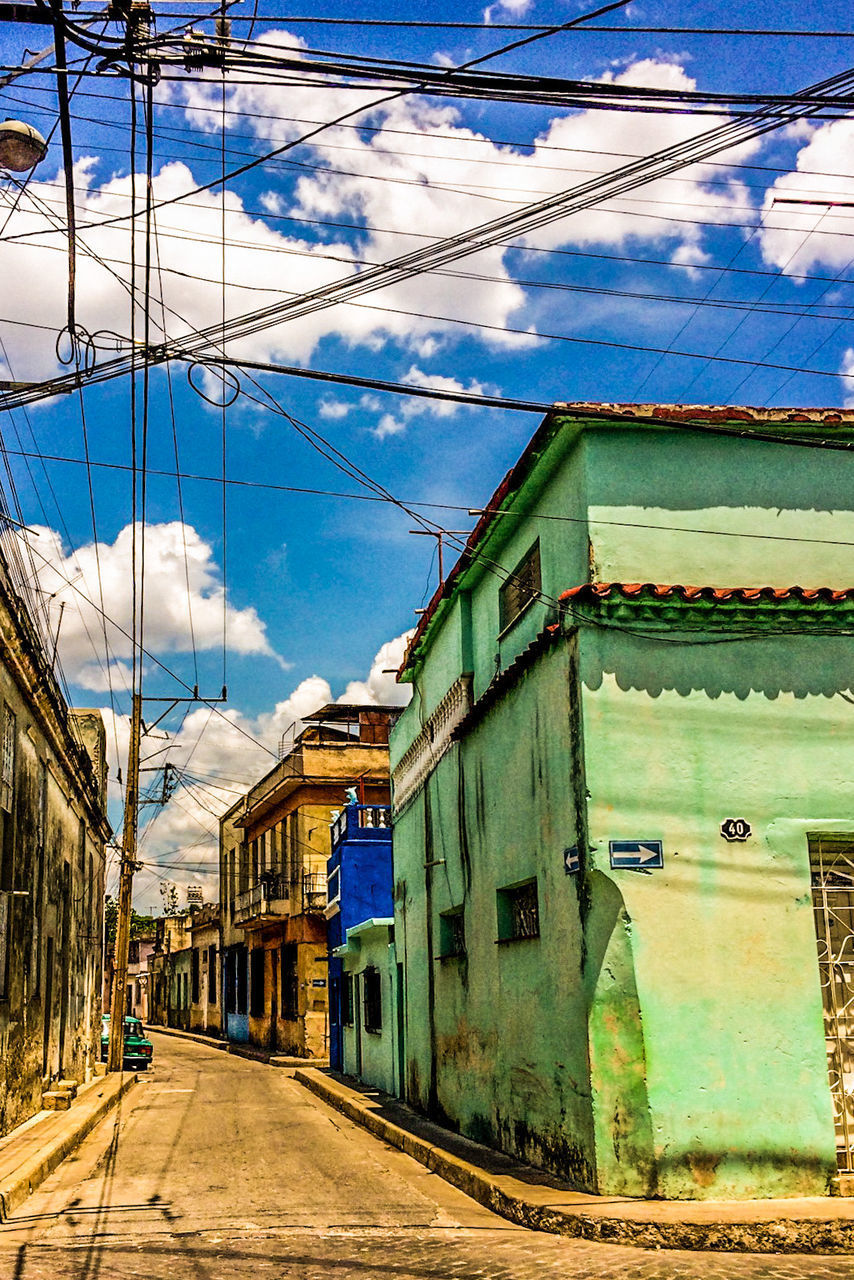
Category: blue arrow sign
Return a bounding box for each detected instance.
[564,846,580,875]
[609,840,664,871]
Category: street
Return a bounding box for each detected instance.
[0,1035,850,1280]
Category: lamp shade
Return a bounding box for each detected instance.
[0,119,48,172]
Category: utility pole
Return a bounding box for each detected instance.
[408,529,471,590]
[107,691,141,1072]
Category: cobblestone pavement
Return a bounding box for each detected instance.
[3,1226,852,1280]
[0,1038,849,1280]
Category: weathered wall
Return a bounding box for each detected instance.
[391,411,854,1199]
[341,929,398,1095]
[0,647,107,1135]
[395,641,597,1185]
[584,425,854,588]
[579,625,846,1199]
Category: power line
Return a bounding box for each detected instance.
[5,441,854,546]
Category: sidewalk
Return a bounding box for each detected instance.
[146,1023,329,1068]
[294,1068,854,1255]
[0,1071,137,1221]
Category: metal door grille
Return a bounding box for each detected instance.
[810,835,854,1175]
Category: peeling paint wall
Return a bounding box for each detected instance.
[579,627,845,1199]
[0,627,108,1136]
[391,410,854,1200]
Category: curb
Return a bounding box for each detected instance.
[145,1025,328,1068]
[294,1069,854,1255]
[0,1072,137,1222]
[146,1026,227,1052]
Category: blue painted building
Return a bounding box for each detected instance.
[326,804,393,1077]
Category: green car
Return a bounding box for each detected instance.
[100,1014,154,1070]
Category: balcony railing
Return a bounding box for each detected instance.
[303,871,327,910]
[330,804,391,850]
[233,874,289,928]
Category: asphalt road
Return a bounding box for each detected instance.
[0,1034,851,1280]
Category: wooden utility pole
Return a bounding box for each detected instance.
[107,691,141,1072]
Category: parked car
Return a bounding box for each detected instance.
[100,1014,154,1069]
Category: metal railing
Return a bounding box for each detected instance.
[233,874,289,926]
[303,871,327,905]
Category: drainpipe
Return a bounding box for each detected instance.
[423,781,438,1114]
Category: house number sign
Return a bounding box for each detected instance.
[720,818,751,842]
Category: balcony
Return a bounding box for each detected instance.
[303,871,327,913]
[330,804,391,852]
[233,874,289,930]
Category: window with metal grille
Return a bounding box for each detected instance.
[0,891,8,1000]
[0,706,15,813]
[235,945,248,1014]
[497,879,540,942]
[809,834,854,1176]
[499,541,541,633]
[343,972,354,1026]
[249,947,264,1016]
[191,947,201,1005]
[208,947,217,1003]
[363,966,382,1033]
[439,907,465,958]
[281,943,299,1020]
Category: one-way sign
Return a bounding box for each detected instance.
[609,839,664,871]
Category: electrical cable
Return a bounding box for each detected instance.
[4,439,853,549]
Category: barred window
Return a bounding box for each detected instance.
[0,891,8,1000]
[343,972,354,1026]
[439,908,465,958]
[208,947,217,1004]
[192,947,201,1004]
[0,706,15,812]
[499,541,541,632]
[363,967,382,1033]
[249,947,264,1016]
[497,879,540,942]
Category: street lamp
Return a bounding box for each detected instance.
[0,119,47,172]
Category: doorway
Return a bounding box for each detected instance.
[810,834,854,1180]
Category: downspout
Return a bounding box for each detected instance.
[423,779,438,1115]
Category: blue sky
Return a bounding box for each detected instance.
[1,0,853,905]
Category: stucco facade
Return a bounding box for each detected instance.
[0,551,110,1137]
[219,706,397,1057]
[391,404,854,1201]
[327,803,398,1090]
[190,905,222,1037]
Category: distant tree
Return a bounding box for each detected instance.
[103,895,157,949]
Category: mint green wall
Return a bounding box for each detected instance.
[579,627,846,1199]
[396,643,598,1186]
[583,426,854,587]
[341,932,399,1096]
[391,413,854,1200]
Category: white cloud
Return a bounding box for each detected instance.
[671,243,712,275]
[318,397,352,419]
[840,347,854,407]
[760,119,854,275]
[14,520,277,689]
[1,51,758,382]
[122,630,413,908]
[338,631,413,705]
[372,365,487,438]
[484,0,532,21]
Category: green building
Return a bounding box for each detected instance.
[390,404,854,1201]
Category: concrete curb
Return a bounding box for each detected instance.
[294,1068,854,1255]
[0,1072,137,1222]
[145,1025,328,1068]
[146,1025,227,1052]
